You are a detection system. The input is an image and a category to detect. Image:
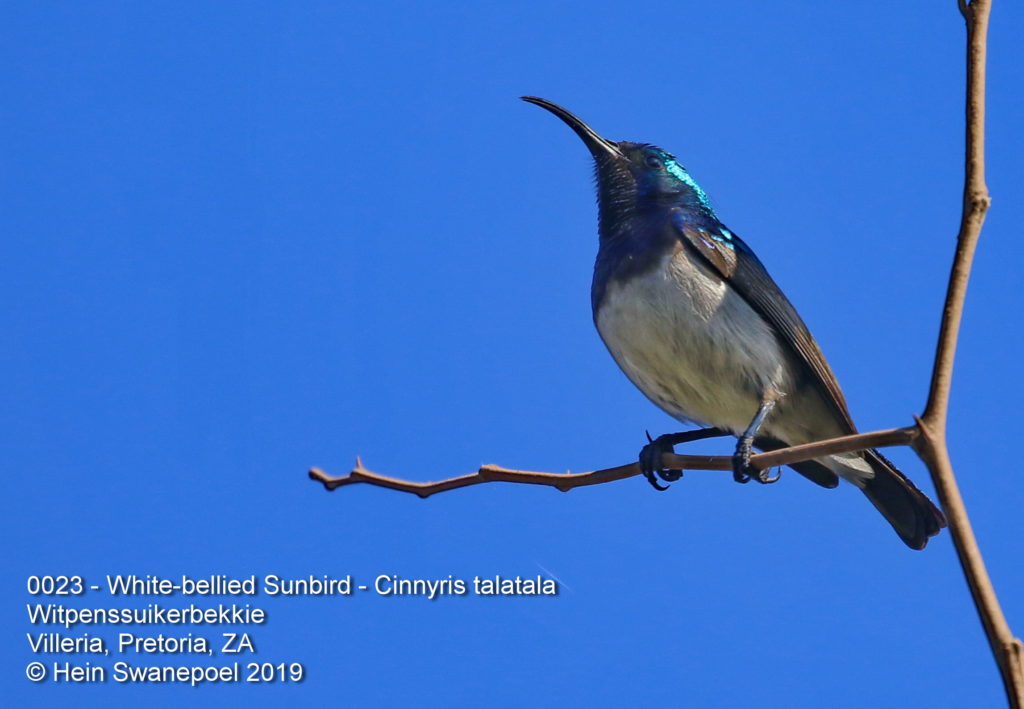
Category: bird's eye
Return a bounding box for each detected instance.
[645,155,662,168]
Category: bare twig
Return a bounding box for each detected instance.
[915,2,1024,706]
[311,0,1023,703]
[309,427,915,497]
[924,0,993,432]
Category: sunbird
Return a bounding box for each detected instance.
[523,96,945,549]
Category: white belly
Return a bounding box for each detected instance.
[594,246,792,435]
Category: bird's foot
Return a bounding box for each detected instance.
[732,439,780,485]
[639,431,684,491]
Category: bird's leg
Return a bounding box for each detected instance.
[733,397,780,485]
[639,427,729,490]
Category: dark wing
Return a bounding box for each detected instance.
[671,210,855,432]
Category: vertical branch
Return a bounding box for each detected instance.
[922,0,992,432]
[917,2,1024,706]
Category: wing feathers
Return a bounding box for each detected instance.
[674,213,855,431]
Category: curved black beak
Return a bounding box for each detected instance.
[521,96,623,160]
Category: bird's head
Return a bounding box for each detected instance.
[521,96,714,223]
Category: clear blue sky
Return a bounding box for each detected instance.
[3,1,1022,707]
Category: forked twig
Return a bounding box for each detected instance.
[914,2,1023,706]
[311,1,1022,704]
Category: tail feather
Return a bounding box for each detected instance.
[859,450,946,550]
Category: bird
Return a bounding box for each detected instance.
[521,96,945,549]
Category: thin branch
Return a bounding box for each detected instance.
[915,2,1024,706]
[923,0,993,434]
[309,427,915,497]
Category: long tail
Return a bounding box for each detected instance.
[855,450,946,550]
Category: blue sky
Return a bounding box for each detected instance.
[3,1,1022,707]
